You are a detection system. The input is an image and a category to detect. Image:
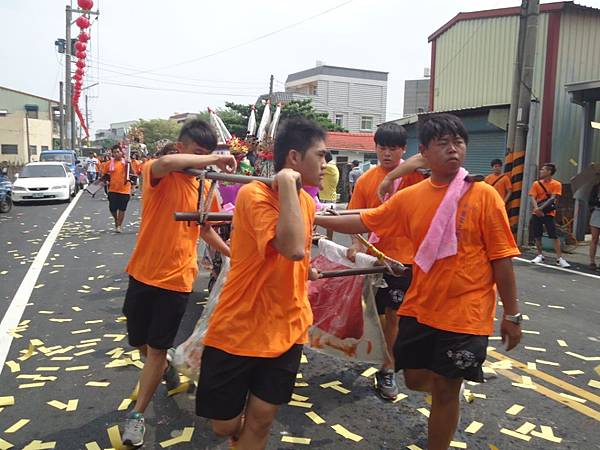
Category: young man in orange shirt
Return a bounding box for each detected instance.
[529,163,570,267]
[348,122,423,400]
[196,118,326,450]
[120,120,236,447]
[485,158,512,205]
[104,146,131,233]
[316,114,522,450]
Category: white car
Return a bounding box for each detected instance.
[12,162,77,203]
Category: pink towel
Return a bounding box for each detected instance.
[414,167,472,273]
[108,158,115,172]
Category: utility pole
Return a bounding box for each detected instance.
[514,0,540,245]
[506,1,528,153]
[269,74,274,101]
[65,5,72,150]
[59,81,65,149]
[85,94,89,147]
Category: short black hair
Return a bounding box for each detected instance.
[178,119,218,151]
[542,162,557,175]
[491,158,503,167]
[374,123,407,147]
[274,118,326,172]
[325,151,333,163]
[352,160,360,167]
[419,113,469,147]
[110,144,120,151]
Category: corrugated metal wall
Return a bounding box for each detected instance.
[552,10,600,180]
[433,14,549,111]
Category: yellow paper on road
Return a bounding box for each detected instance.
[288,400,313,408]
[329,384,351,394]
[107,425,124,450]
[535,359,560,366]
[84,443,101,450]
[524,346,546,352]
[71,307,82,312]
[117,399,132,411]
[320,380,342,388]
[559,392,586,403]
[19,382,45,389]
[291,393,309,402]
[65,400,78,411]
[500,428,531,441]
[557,339,568,347]
[65,365,89,372]
[305,411,325,424]
[531,425,562,443]
[21,440,56,450]
[0,437,13,450]
[417,407,430,418]
[588,380,600,389]
[331,424,363,442]
[86,381,110,387]
[47,400,67,410]
[168,382,190,397]
[281,436,311,445]
[449,442,467,449]
[73,349,95,357]
[159,427,194,448]
[505,404,524,415]
[515,422,536,435]
[0,397,15,407]
[71,329,92,335]
[5,361,20,373]
[5,418,30,433]
[562,369,584,376]
[465,421,483,434]
[361,367,378,378]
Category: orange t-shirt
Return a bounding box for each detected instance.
[125,159,219,292]
[203,181,316,357]
[348,165,424,264]
[528,179,562,217]
[485,173,512,200]
[360,180,520,336]
[104,160,131,195]
[131,160,142,175]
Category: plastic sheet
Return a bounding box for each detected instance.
[307,240,387,364]
[172,257,230,379]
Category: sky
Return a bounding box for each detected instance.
[1,0,599,135]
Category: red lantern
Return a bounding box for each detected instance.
[76,51,87,59]
[75,41,87,52]
[73,73,82,81]
[76,60,86,69]
[75,16,90,29]
[78,0,94,10]
[76,69,85,77]
[78,32,89,43]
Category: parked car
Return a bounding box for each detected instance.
[12,162,77,204]
[39,150,79,173]
[0,167,12,213]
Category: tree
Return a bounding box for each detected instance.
[199,99,347,137]
[135,118,182,153]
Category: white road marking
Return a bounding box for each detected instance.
[515,257,600,280]
[0,192,82,375]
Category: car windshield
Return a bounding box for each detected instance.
[40,153,75,164]
[20,165,66,178]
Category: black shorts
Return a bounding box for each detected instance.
[122,276,189,350]
[196,344,303,420]
[531,215,557,239]
[394,316,488,382]
[108,192,130,213]
[375,267,413,315]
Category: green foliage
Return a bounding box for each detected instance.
[135,118,182,153]
[200,99,346,137]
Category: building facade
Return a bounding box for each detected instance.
[427,1,600,180]
[403,79,431,116]
[169,112,198,124]
[285,64,388,133]
[0,86,60,165]
[325,131,376,164]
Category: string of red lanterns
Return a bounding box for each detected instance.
[71,0,94,140]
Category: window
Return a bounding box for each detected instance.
[29,145,37,156]
[0,109,8,117]
[20,164,66,178]
[335,114,344,127]
[41,146,49,152]
[360,116,373,131]
[1,144,18,155]
[25,104,39,119]
[309,84,317,96]
[336,156,348,163]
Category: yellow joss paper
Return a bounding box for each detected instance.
[281,436,311,445]
[331,424,363,442]
[5,418,30,433]
[305,411,325,424]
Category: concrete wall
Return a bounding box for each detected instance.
[0,111,53,164]
[404,79,431,115]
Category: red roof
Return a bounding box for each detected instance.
[428,2,599,42]
[325,132,375,153]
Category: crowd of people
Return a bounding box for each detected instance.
[91,114,597,449]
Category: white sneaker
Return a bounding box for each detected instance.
[531,255,544,264]
[556,257,570,268]
[115,226,122,233]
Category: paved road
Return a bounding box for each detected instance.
[0,194,599,449]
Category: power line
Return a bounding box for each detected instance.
[91,0,354,80]
[99,81,259,98]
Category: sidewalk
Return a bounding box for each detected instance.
[519,235,599,275]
